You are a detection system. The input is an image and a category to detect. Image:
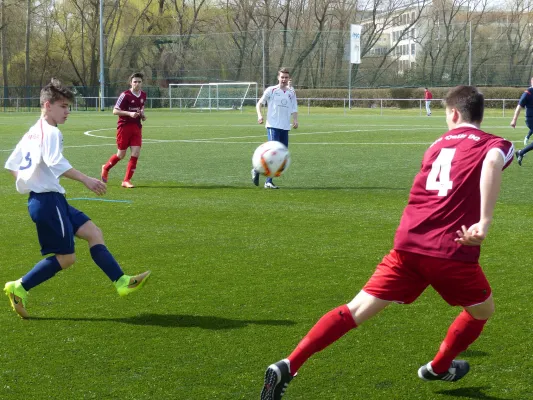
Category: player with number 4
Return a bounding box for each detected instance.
[261,86,514,399]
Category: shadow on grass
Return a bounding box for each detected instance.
[461,349,490,357]
[435,387,511,400]
[31,313,297,330]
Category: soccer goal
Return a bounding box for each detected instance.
[169,82,258,111]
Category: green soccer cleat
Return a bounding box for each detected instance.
[115,271,151,297]
[4,279,29,319]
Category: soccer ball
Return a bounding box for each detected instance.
[252,141,291,177]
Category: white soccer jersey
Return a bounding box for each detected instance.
[5,118,72,194]
[259,85,298,131]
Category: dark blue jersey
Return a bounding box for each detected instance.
[518,87,533,118]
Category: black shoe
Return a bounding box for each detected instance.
[251,169,260,186]
[260,360,293,400]
[418,360,470,382]
[516,151,523,166]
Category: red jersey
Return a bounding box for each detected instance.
[424,90,433,100]
[394,125,514,262]
[115,89,147,128]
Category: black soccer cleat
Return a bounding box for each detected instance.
[516,151,523,166]
[251,168,260,186]
[418,360,470,382]
[260,359,294,400]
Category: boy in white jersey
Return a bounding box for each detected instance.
[253,68,298,189]
[4,78,151,319]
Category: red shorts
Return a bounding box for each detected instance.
[117,125,142,150]
[362,249,491,307]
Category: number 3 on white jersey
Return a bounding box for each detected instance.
[426,148,456,196]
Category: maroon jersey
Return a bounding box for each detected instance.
[394,125,514,262]
[115,89,146,128]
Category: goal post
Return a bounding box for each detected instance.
[169,82,258,111]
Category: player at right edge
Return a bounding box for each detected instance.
[260,86,514,399]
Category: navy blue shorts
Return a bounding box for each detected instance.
[526,118,533,132]
[27,192,91,255]
[267,128,289,148]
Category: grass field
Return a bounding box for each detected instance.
[0,107,532,399]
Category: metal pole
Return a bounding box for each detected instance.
[99,0,105,110]
[348,65,351,110]
[262,29,266,89]
[468,20,472,86]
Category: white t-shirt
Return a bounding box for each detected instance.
[259,85,298,131]
[5,118,72,194]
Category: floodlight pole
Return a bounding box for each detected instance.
[99,0,105,110]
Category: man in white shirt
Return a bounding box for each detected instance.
[253,68,298,189]
[4,78,151,319]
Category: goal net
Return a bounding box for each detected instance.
[169,82,258,110]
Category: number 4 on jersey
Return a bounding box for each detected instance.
[426,148,456,196]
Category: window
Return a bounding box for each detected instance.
[411,43,415,55]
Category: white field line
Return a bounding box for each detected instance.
[0,124,523,152]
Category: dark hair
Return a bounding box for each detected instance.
[278,67,290,76]
[129,72,144,82]
[444,85,484,123]
[40,78,74,107]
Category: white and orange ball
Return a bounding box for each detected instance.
[252,141,291,177]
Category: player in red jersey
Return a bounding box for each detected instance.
[101,72,147,188]
[424,87,433,116]
[260,86,515,400]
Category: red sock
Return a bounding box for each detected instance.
[104,154,121,171]
[124,156,138,181]
[431,310,487,374]
[287,305,357,375]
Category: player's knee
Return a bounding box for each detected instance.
[467,299,495,320]
[56,253,76,269]
[88,225,104,243]
[477,302,495,319]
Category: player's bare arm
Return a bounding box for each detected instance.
[455,148,505,246]
[292,112,298,129]
[256,101,264,124]
[62,168,107,196]
[8,170,17,178]
[510,105,522,128]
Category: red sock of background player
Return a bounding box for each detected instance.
[430,310,487,374]
[287,305,357,375]
[124,156,138,182]
[104,154,120,171]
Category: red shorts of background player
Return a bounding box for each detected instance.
[116,125,142,150]
[362,249,491,307]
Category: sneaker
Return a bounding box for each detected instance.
[251,169,260,187]
[516,151,523,166]
[260,359,294,400]
[524,136,529,146]
[264,182,279,189]
[115,271,151,297]
[4,279,29,319]
[121,180,135,188]
[101,165,109,183]
[418,360,470,382]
